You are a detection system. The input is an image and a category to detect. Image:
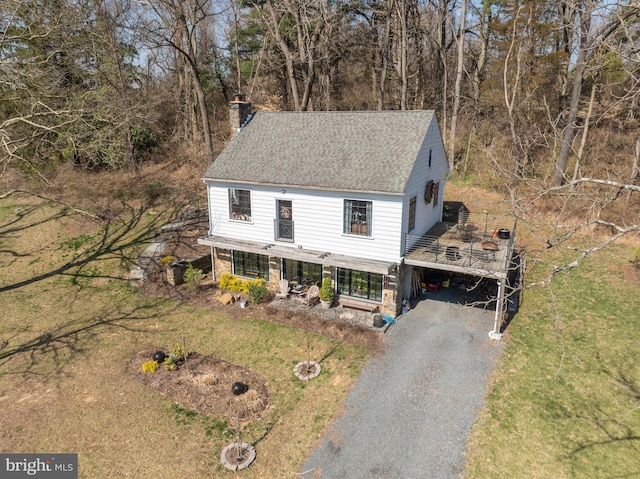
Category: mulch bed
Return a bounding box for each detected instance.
[128,348,270,421]
[137,215,383,353]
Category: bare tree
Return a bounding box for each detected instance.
[448,0,466,170]
[253,0,336,111]
[1,0,152,175]
[135,0,219,162]
[552,1,640,187]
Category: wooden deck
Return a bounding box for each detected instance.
[404,218,517,280]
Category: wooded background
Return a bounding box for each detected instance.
[1,0,639,252]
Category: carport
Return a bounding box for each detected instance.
[403,209,518,340]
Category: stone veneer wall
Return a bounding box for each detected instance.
[229,100,252,132]
[268,257,281,289]
[212,247,402,315]
[382,267,401,316]
[213,248,233,278]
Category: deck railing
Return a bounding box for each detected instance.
[405,233,493,267]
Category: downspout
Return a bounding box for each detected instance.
[209,246,215,282]
[204,179,215,281]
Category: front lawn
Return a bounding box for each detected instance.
[0,196,371,478]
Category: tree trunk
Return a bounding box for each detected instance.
[448,0,466,171]
[571,81,596,183]
[552,0,592,187]
[265,0,301,110]
[470,2,490,128]
[397,0,408,110]
[377,0,393,111]
[628,136,640,201]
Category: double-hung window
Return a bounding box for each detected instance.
[229,189,251,221]
[408,196,416,232]
[344,199,372,236]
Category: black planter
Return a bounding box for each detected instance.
[232,382,247,395]
[373,315,386,328]
[498,229,510,239]
[152,351,166,363]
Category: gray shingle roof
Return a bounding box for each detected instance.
[202,110,436,194]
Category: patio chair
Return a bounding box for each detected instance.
[275,279,290,300]
[293,285,319,306]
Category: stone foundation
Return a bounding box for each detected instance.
[210,247,401,317]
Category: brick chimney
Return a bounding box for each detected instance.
[229,93,252,135]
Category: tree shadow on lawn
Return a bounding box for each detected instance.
[0,296,181,377]
[0,198,185,376]
[563,364,640,463]
[0,200,179,293]
[0,202,71,237]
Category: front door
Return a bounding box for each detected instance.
[276,199,294,242]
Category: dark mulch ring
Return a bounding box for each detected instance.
[128,348,270,422]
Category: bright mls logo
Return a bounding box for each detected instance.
[1,454,77,478]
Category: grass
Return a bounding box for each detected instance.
[0,196,370,478]
[465,245,640,478]
[4,192,638,478]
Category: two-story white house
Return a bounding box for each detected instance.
[198,99,449,315]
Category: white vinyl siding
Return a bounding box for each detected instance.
[205,116,448,264]
[207,183,405,262]
[402,118,448,253]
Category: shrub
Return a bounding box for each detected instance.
[247,280,269,304]
[219,273,245,292]
[219,274,266,296]
[163,342,185,371]
[169,342,184,361]
[633,245,640,269]
[183,264,205,292]
[142,360,159,373]
[144,181,170,203]
[160,255,176,265]
[319,277,335,302]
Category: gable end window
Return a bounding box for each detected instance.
[229,189,251,221]
[408,196,416,233]
[344,199,372,236]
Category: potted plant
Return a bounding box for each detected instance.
[319,277,334,309]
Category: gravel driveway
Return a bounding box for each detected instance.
[300,294,504,479]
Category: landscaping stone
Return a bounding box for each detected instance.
[293,361,321,381]
[220,442,256,471]
[219,292,234,305]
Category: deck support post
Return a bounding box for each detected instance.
[489,280,504,340]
